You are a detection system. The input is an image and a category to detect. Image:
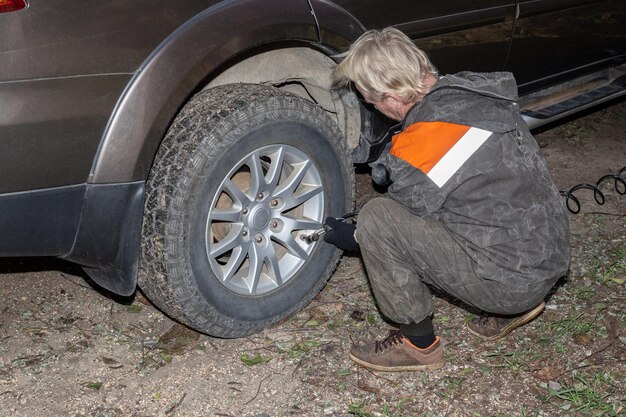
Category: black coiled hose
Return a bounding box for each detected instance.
[560,166,626,214]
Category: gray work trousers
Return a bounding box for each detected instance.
[355,197,551,325]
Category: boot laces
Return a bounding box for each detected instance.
[375,330,404,354]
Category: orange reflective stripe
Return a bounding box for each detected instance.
[390,121,471,174]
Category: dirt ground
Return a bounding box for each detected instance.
[1,99,625,417]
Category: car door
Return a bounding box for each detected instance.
[506,0,626,94]
[329,1,516,74]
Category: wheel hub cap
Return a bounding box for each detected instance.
[249,205,270,230]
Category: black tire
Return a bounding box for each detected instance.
[139,83,354,337]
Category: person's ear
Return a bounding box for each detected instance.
[387,94,404,105]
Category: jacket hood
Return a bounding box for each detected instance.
[434,71,519,101]
[406,72,521,133]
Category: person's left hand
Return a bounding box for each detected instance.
[323,217,359,252]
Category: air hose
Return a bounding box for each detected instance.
[560,166,626,214]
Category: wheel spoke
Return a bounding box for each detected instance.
[209,207,241,222]
[274,160,311,198]
[209,224,244,258]
[272,233,309,260]
[265,147,285,192]
[223,178,250,206]
[246,244,264,294]
[222,243,250,283]
[265,248,283,287]
[247,151,265,197]
[282,184,323,211]
[281,216,321,232]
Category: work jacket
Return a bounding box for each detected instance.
[384,71,570,285]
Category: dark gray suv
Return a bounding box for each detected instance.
[1,0,624,337]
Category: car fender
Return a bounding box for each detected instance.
[310,0,365,51]
[89,0,319,184]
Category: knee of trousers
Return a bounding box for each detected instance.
[356,198,399,244]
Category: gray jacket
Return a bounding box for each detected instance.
[383,71,569,285]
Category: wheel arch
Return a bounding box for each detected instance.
[205,46,362,150]
[89,0,363,184]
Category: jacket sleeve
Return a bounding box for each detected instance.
[384,121,493,216]
[386,154,446,216]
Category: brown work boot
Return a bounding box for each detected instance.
[349,330,444,372]
[467,302,546,341]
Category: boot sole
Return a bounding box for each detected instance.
[348,353,445,372]
[467,302,546,341]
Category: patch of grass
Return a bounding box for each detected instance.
[126,304,143,313]
[82,381,102,391]
[347,401,404,417]
[434,315,450,323]
[545,312,596,339]
[483,344,538,372]
[436,376,465,399]
[590,242,626,286]
[381,402,403,417]
[348,403,374,417]
[573,286,596,300]
[546,372,624,416]
[239,353,272,366]
[278,340,320,360]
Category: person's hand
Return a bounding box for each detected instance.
[323,217,359,252]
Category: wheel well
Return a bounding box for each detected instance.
[205,47,361,149]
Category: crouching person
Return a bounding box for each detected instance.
[325,28,570,372]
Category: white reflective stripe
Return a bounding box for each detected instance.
[427,127,492,188]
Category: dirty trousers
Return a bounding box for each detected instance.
[355,198,550,325]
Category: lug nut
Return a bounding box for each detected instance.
[255,234,263,243]
[269,220,278,229]
[242,207,249,215]
[257,192,264,200]
[270,199,278,207]
[242,228,248,237]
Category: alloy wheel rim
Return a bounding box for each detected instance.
[206,144,325,295]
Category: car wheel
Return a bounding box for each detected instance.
[139,83,354,337]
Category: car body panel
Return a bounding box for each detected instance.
[326,0,514,30]
[317,1,516,74]
[0,0,212,193]
[0,0,210,80]
[507,0,626,94]
[0,184,84,256]
[0,75,129,192]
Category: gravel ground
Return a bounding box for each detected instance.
[1,99,625,417]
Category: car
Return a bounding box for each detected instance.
[1,0,624,337]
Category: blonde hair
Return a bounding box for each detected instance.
[332,28,437,104]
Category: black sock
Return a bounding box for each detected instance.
[400,317,436,349]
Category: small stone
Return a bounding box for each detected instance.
[548,381,562,391]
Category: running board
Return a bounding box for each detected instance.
[521,65,626,130]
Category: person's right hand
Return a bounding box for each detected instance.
[323,217,360,252]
